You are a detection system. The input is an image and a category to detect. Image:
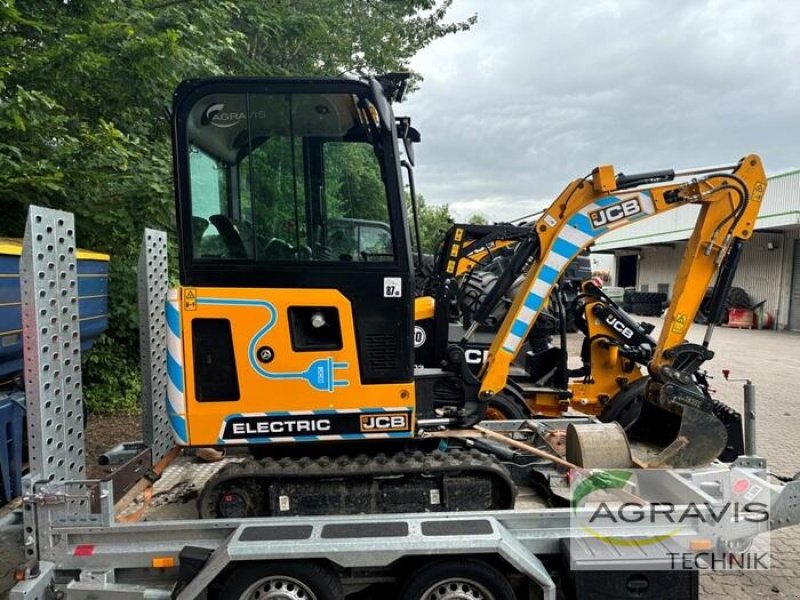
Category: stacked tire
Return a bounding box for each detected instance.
[695,286,751,324]
[626,291,667,316]
[622,288,636,312]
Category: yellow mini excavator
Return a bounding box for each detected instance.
[164,75,766,518]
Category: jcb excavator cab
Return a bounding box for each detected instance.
[167,77,418,446]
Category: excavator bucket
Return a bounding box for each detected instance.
[640,404,727,468]
[624,377,728,468]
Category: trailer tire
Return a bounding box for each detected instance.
[220,561,343,600]
[399,559,515,600]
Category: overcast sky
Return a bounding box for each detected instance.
[401,0,800,222]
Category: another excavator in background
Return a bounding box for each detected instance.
[412,221,592,392]
[165,75,766,519]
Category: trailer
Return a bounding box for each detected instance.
[9,207,800,600]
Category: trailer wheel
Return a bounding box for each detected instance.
[399,559,515,600]
[221,561,343,600]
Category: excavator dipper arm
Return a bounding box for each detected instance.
[653,163,766,365]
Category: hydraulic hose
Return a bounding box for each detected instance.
[703,239,744,347]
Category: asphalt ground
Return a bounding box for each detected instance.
[0,318,798,598]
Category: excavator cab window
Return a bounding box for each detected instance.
[180,88,397,266]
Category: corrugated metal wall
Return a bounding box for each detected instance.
[764,171,800,221]
[636,246,682,295]
[780,229,800,329]
[733,231,785,319]
[632,229,797,327]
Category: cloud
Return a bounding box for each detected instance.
[402,0,800,222]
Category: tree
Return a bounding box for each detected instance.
[0,0,475,412]
[412,194,454,254]
[468,212,489,225]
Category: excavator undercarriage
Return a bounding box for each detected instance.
[198,446,516,519]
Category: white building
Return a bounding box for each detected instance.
[593,168,800,331]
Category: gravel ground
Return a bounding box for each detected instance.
[84,413,142,480]
[1,320,798,598]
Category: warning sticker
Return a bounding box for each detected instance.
[671,313,688,334]
[184,288,197,311]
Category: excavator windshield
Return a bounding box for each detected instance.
[182,88,395,264]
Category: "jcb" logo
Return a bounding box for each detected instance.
[360,414,409,432]
[589,198,642,228]
[604,314,634,339]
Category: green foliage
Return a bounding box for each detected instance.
[326,143,390,222]
[468,212,489,225]
[413,194,454,254]
[0,0,474,413]
[82,336,142,415]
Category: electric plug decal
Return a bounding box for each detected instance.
[197,298,349,392]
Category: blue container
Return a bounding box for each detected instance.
[0,238,110,380]
[0,392,25,502]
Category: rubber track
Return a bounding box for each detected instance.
[198,447,516,519]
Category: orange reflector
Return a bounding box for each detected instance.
[13,568,26,582]
[151,557,175,568]
[690,539,713,552]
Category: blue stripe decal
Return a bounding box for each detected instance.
[524,293,543,311]
[568,213,597,236]
[595,195,620,207]
[341,433,367,440]
[360,407,389,414]
[387,431,413,438]
[165,301,181,337]
[502,344,516,353]
[166,402,187,443]
[266,411,291,416]
[292,435,320,442]
[167,352,183,393]
[511,319,528,338]
[552,237,580,259]
[539,265,559,284]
